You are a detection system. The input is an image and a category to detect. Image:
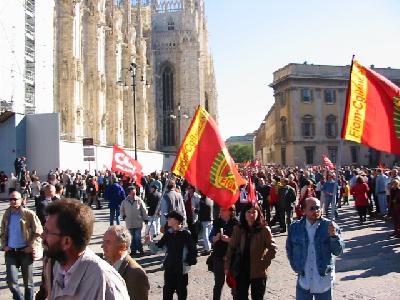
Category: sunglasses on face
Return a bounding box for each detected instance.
[309,205,321,211]
[9,198,20,201]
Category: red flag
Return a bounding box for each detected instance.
[322,155,335,170]
[341,59,400,154]
[247,176,257,203]
[111,145,142,185]
[172,106,247,208]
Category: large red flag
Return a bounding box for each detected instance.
[172,106,247,208]
[341,60,400,154]
[111,145,142,184]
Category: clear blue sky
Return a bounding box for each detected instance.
[205,0,400,139]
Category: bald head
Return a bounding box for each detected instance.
[304,197,321,223]
[44,184,56,198]
[304,197,320,209]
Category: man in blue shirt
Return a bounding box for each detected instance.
[321,174,338,218]
[0,191,43,300]
[286,197,344,300]
[375,168,388,216]
[104,177,126,225]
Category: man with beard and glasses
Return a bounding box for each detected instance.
[38,199,129,300]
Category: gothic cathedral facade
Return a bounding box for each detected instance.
[54,0,217,153]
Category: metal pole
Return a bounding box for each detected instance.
[130,63,138,161]
[331,55,355,221]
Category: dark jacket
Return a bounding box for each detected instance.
[278,185,297,208]
[104,183,126,209]
[209,217,239,258]
[146,191,161,216]
[156,228,197,274]
[198,197,213,222]
[118,255,150,300]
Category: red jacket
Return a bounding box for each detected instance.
[351,183,369,207]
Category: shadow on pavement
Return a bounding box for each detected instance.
[335,207,400,280]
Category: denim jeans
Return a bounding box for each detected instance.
[201,221,212,251]
[296,283,332,300]
[109,207,120,225]
[377,194,387,215]
[5,251,34,300]
[129,228,143,253]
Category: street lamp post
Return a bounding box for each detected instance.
[129,63,138,161]
[118,63,150,160]
[170,103,189,148]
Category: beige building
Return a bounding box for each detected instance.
[255,63,400,167]
[54,0,217,152]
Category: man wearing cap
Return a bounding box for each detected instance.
[0,191,43,300]
[156,211,197,300]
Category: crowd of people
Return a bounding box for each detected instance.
[1,161,399,299]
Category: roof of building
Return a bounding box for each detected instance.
[270,62,400,87]
[226,133,255,144]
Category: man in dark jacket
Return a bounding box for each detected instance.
[278,177,297,233]
[104,177,126,225]
[156,211,197,300]
[146,185,161,237]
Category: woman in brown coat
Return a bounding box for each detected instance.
[224,203,277,300]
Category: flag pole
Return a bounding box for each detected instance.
[331,55,355,221]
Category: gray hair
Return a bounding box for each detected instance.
[107,225,131,251]
[43,184,56,193]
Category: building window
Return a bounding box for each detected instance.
[351,146,359,164]
[281,147,286,165]
[162,66,175,146]
[280,116,287,139]
[305,147,315,165]
[328,147,338,163]
[301,88,313,103]
[302,115,315,138]
[325,114,338,138]
[324,89,336,104]
[167,19,175,30]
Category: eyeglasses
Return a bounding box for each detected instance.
[309,205,321,211]
[9,198,20,201]
[43,228,63,237]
